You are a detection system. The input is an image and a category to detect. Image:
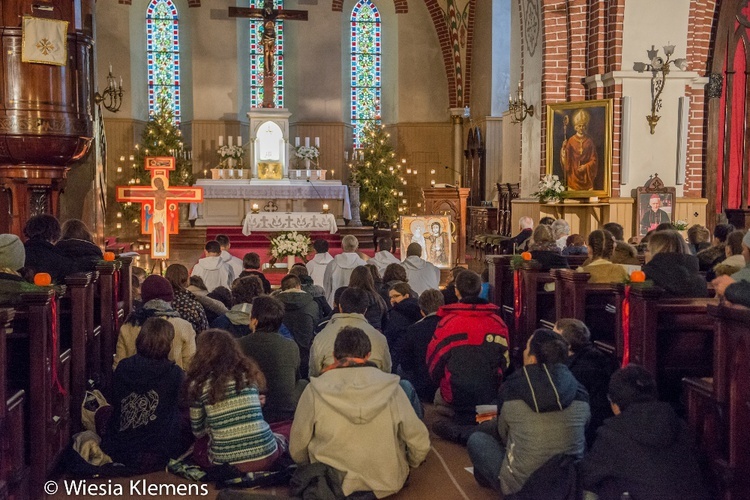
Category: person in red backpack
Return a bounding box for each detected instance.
[426,270,510,443]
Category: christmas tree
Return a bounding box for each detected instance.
[352,122,404,224]
[120,104,194,226]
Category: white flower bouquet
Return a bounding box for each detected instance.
[672,219,688,231]
[295,146,320,161]
[217,145,244,160]
[532,174,566,203]
[270,231,312,260]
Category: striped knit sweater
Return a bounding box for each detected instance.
[190,381,277,465]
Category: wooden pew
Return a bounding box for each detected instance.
[96,260,123,393]
[6,289,70,500]
[485,255,515,330]
[684,302,750,500]
[551,268,625,360]
[627,285,715,404]
[118,256,134,321]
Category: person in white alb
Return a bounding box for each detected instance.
[306,239,334,288]
[402,243,440,295]
[323,235,366,306]
[216,234,243,279]
[369,237,402,277]
[191,240,234,292]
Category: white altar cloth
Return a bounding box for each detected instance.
[196,179,352,219]
[242,212,338,236]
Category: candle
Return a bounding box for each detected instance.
[120,155,125,161]
[305,137,310,147]
[109,63,112,74]
[129,155,134,161]
[228,136,233,147]
[116,223,121,229]
[323,203,329,210]
[237,136,241,147]
[345,151,349,161]
[119,76,123,89]
[252,203,259,211]
[315,137,320,148]
[295,137,300,147]
[219,136,223,146]
[359,151,364,161]
[203,169,208,177]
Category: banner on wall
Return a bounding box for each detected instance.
[22,16,68,66]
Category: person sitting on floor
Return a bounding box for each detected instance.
[290,326,430,499]
[114,275,196,370]
[238,252,271,294]
[187,329,283,473]
[427,270,510,442]
[305,239,334,288]
[397,288,444,402]
[554,318,615,444]
[309,287,391,377]
[102,317,188,472]
[380,263,417,305]
[238,295,306,424]
[348,265,388,331]
[384,281,422,369]
[369,237,402,277]
[55,218,104,274]
[191,240,235,292]
[164,263,209,336]
[579,229,628,284]
[467,328,589,496]
[211,275,265,339]
[215,234,243,280]
[643,229,707,297]
[402,243,440,295]
[579,365,710,500]
[276,274,320,378]
[441,266,467,305]
[323,235,366,306]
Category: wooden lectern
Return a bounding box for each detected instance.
[422,187,470,265]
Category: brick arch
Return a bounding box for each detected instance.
[333,0,409,13]
[423,0,460,108]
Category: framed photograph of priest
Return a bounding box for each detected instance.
[399,215,452,268]
[546,99,613,198]
[638,192,674,236]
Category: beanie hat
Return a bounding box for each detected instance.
[743,230,750,249]
[141,275,174,303]
[0,234,25,272]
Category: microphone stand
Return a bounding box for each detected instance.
[306,179,327,214]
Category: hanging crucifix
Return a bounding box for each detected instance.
[229,0,308,108]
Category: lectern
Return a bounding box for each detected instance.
[422,187,470,265]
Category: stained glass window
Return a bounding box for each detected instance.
[351,0,381,147]
[250,0,284,108]
[146,0,180,122]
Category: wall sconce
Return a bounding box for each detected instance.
[508,82,534,124]
[94,64,124,113]
[634,44,688,134]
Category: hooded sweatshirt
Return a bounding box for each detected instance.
[642,253,708,297]
[289,366,430,498]
[401,256,440,295]
[277,289,320,378]
[211,303,253,338]
[102,354,185,470]
[369,251,402,276]
[496,363,590,495]
[579,401,709,500]
[323,252,366,306]
[306,252,334,287]
[220,250,243,280]
[191,255,234,292]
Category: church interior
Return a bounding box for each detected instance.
[1,0,750,498]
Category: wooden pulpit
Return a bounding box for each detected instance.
[422,187,470,265]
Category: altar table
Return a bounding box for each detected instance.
[242,212,338,236]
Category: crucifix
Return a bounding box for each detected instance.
[229,0,308,108]
[116,157,203,260]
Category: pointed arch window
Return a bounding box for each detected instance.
[250,0,285,108]
[351,0,381,147]
[146,0,181,122]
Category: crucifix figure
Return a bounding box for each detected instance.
[229,0,308,108]
[116,157,203,260]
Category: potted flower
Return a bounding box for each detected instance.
[532,174,565,204]
[672,219,689,240]
[295,145,320,169]
[269,231,312,268]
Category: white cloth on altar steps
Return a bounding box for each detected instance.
[242,212,337,236]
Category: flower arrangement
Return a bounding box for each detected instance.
[672,219,688,231]
[532,174,566,203]
[217,145,244,160]
[269,231,311,260]
[295,145,320,161]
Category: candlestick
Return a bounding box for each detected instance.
[305,137,310,147]
[219,136,223,146]
[295,137,300,147]
[315,137,320,148]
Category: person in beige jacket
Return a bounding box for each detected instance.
[113,275,196,370]
[290,327,430,498]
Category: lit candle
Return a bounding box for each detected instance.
[129,155,134,161]
[109,62,112,74]
[116,223,121,229]
[252,203,259,211]
[295,137,300,147]
[119,155,125,161]
[219,136,223,146]
[323,203,329,211]
[203,169,208,178]
[315,137,320,148]
[305,137,310,147]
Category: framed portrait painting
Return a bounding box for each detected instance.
[400,215,452,269]
[636,175,676,236]
[546,99,613,198]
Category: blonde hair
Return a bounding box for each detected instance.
[647,230,689,256]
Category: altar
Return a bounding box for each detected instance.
[193,178,352,227]
[242,211,337,235]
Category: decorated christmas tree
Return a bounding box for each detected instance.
[120,104,194,226]
[352,122,403,225]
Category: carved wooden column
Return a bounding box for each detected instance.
[422,187,470,265]
[0,1,95,235]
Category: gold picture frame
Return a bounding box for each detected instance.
[546,99,613,199]
[399,215,453,269]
